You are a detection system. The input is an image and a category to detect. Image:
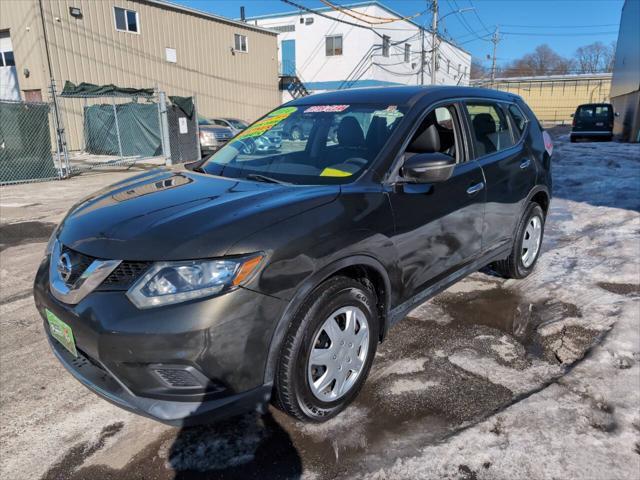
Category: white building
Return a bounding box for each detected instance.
[250,1,471,101]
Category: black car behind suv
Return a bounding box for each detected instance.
[570,103,615,142]
[35,86,553,425]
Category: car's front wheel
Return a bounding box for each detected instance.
[274,276,379,422]
[494,202,545,279]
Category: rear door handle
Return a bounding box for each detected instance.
[520,159,531,169]
[466,182,484,195]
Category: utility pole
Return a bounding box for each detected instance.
[419,24,425,85]
[430,0,438,85]
[490,26,500,88]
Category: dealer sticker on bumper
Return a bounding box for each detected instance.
[46,309,77,358]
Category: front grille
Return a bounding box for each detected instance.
[101,261,151,289]
[214,131,232,140]
[60,246,95,285]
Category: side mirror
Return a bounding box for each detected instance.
[570,113,574,118]
[400,152,456,183]
[615,112,620,117]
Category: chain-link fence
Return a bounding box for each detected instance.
[0,98,64,185]
[57,89,167,175]
[0,81,201,186]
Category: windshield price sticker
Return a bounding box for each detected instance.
[304,105,350,113]
[236,107,298,140]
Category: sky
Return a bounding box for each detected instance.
[176,0,625,68]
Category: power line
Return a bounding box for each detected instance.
[500,23,618,28]
[319,0,428,24]
[501,31,618,36]
[467,0,492,34]
[446,0,491,42]
[279,0,384,37]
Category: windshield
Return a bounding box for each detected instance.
[198,118,213,126]
[226,118,248,129]
[202,104,406,185]
[576,105,612,119]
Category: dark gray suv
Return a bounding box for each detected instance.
[34,86,553,425]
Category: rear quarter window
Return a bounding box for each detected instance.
[507,104,528,138]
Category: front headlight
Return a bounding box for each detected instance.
[45,226,59,255]
[126,254,263,309]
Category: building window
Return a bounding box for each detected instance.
[165,47,177,63]
[447,59,450,74]
[326,35,343,56]
[234,34,248,52]
[404,43,411,63]
[272,24,295,33]
[382,35,390,57]
[0,50,15,66]
[114,7,139,33]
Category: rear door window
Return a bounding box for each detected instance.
[465,102,514,157]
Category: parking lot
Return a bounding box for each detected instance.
[1,128,638,480]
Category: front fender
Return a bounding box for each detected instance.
[261,254,393,385]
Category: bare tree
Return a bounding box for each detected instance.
[574,41,612,73]
[603,41,617,72]
[470,60,487,79]
[502,44,574,77]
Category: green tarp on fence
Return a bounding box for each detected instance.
[84,103,162,157]
[62,81,154,97]
[0,101,58,184]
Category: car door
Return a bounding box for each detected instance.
[463,100,535,251]
[386,102,485,301]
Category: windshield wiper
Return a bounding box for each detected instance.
[245,173,291,185]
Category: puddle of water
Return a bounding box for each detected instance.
[0,221,56,252]
[433,287,581,360]
[598,282,640,296]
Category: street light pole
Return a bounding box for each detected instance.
[430,0,438,85]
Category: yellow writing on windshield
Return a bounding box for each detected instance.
[236,107,297,140]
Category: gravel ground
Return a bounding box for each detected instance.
[0,131,638,479]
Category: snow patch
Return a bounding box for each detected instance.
[448,349,562,395]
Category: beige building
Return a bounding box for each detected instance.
[472,73,612,125]
[0,0,280,121]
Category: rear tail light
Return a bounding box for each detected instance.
[542,130,553,156]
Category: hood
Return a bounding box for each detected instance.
[58,168,339,260]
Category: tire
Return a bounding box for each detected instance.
[494,203,545,279]
[570,136,577,143]
[273,276,379,422]
[290,126,303,141]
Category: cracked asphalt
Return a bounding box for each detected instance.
[1,128,638,479]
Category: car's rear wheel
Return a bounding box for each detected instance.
[274,276,379,422]
[494,202,545,279]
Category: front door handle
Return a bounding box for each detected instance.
[466,182,484,195]
[520,159,531,169]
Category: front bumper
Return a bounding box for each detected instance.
[34,257,286,425]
